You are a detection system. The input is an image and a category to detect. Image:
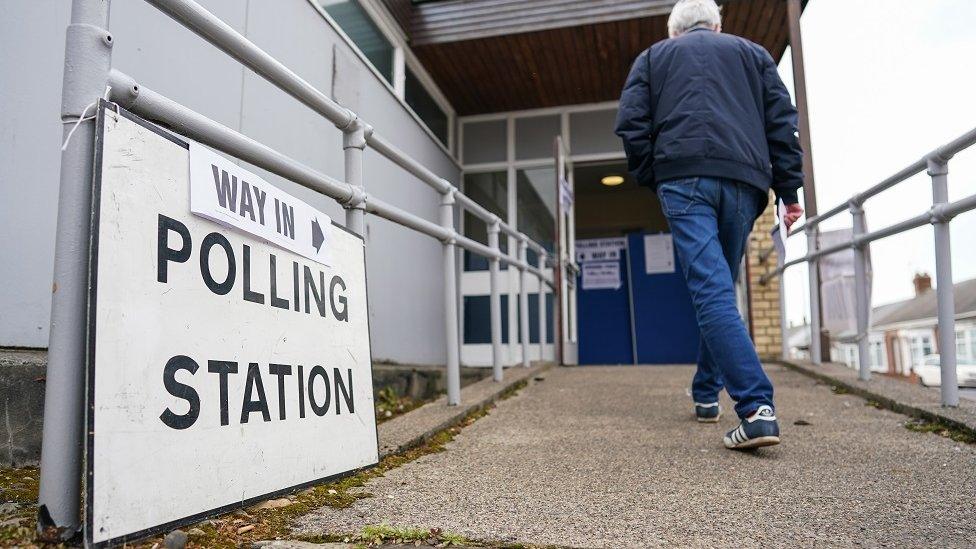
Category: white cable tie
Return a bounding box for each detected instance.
[61,102,97,152]
[61,86,115,151]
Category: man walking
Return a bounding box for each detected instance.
[615,0,804,449]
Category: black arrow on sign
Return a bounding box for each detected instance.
[311,217,325,252]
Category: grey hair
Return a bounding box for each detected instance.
[668,0,722,38]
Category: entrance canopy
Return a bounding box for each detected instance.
[381,0,808,115]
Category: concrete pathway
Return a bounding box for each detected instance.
[295,364,976,548]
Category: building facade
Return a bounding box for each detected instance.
[1,0,799,366]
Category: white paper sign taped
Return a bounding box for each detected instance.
[189,142,333,266]
[582,261,622,290]
[644,233,675,274]
[576,237,626,263]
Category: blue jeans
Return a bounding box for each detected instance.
[657,177,774,418]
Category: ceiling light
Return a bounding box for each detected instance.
[601,175,624,187]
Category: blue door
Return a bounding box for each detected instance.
[577,247,634,365]
[577,232,699,365]
[627,232,699,364]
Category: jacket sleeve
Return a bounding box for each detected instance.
[615,50,655,186]
[760,49,804,205]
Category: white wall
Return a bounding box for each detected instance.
[0,0,458,364]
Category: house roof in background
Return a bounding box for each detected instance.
[381,0,807,115]
[873,277,976,329]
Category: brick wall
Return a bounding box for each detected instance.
[747,191,782,359]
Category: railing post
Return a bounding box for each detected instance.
[487,220,504,381]
[777,252,789,361]
[850,202,871,381]
[39,0,113,537]
[440,191,461,405]
[805,226,823,364]
[538,250,548,362]
[518,238,530,368]
[342,118,368,235]
[928,157,959,407]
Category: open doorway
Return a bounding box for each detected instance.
[573,161,700,365]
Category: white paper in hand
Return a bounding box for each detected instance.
[771,199,788,257]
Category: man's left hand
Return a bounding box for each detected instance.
[784,203,804,230]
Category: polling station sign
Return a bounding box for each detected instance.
[86,101,377,546]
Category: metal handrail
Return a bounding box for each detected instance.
[106,71,548,277]
[766,191,976,276]
[143,0,547,261]
[790,125,976,234]
[759,124,976,412]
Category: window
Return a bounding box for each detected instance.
[462,120,506,164]
[957,326,976,361]
[320,1,395,83]
[516,166,556,265]
[515,115,560,160]
[871,341,885,369]
[462,171,508,271]
[405,66,449,144]
[319,0,454,148]
[569,109,621,155]
[910,334,934,367]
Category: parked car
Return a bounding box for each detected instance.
[913,354,976,387]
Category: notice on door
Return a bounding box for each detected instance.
[582,261,622,290]
[86,102,377,547]
[644,233,676,274]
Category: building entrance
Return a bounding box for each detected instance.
[573,162,699,365]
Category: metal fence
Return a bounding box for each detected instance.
[42,0,555,534]
[761,126,976,410]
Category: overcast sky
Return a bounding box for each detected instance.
[775,0,976,325]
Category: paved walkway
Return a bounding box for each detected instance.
[296,364,976,548]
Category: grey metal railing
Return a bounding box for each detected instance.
[41,0,555,534]
[761,125,976,411]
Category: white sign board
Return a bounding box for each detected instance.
[189,142,333,266]
[87,103,377,546]
[576,237,626,263]
[644,233,676,274]
[582,261,622,290]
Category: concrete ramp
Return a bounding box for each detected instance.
[295,364,976,547]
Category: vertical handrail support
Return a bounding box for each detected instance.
[927,157,959,407]
[517,236,530,368]
[340,114,370,236]
[537,250,548,363]
[39,0,114,538]
[849,200,871,381]
[487,219,504,381]
[805,223,823,364]
[439,189,461,405]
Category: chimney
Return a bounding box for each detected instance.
[913,272,932,296]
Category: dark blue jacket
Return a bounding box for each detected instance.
[614,28,804,204]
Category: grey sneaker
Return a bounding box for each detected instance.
[723,405,780,449]
[694,401,722,423]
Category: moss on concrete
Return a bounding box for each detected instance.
[904,418,976,445]
[0,466,42,546]
[0,378,531,548]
